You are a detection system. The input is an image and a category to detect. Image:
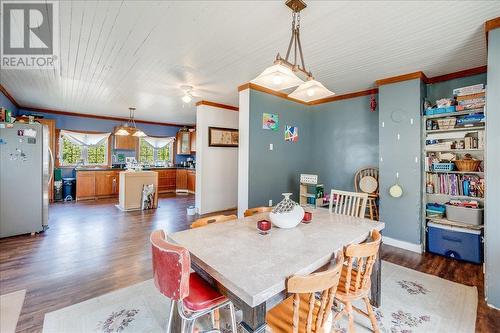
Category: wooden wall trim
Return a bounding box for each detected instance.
[427,66,488,84]
[375,71,428,86]
[485,17,500,34]
[485,17,500,44]
[20,106,195,128]
[195,100,239,111]
[0,84,20,108]
[238,82,310,106]
[309,88,379,105]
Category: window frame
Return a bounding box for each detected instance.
[138,137,174,165]
[57,130,111,167]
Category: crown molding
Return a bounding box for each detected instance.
[485,16,500,37]
[0,84,20,108]
[0,84,194,127]
[308,88,378,105]
[195,100,239,111]
[238,82,310,106]
[375,71,428,86]
[427,66,487,84]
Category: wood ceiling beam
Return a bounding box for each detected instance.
[426,66,487,84]
[485,17,500,42]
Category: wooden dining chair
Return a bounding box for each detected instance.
[190,214,237,229]
[334,229,382,333]
[244,206,273,217]
[329,190,368,219]
[267,252,344,333]
[354,167,379,221]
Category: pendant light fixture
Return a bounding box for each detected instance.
[251,0,334,102]
[114,107,147,137]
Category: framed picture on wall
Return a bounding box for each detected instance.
[208,127,239,147]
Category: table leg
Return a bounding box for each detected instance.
[370,245,382,307]
[239,302,267,333]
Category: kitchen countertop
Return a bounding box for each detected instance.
[75,166,196,172]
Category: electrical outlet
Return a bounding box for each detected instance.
[269,143,273,150]
[269,199,273,206]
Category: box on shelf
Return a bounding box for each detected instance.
[427,222,483,264]
[445,204,483,226]
[425,106,456,116]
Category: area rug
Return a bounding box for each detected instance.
[0,289,26,333]
[42,261,477,333]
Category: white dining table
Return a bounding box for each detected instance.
[168,208,385,332]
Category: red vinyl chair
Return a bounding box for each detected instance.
[151,230,238,333]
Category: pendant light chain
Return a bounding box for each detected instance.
[283,10,310,78]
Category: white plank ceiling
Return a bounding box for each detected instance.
[1,1,499,124]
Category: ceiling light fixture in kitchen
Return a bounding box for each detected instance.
[251,0,334,102]
[114,107,147,137]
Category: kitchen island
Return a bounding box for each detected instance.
[74,167,195,200]
[118,170,158,211]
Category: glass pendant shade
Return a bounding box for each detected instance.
[288,78,335,102]
[115,127,130,136]
[132,129,147,137]
[251,64,304,91]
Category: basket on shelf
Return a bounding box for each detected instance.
[436,118,457,130]
[432,162,455,172]
[454,159,481,172]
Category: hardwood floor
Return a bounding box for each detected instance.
[0,195,498,332]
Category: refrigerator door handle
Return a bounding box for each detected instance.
[48,146,54,185]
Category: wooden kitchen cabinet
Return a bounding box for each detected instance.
[95,171,119,197]
[176,131,191,155]
[176,169,188,192]
[113,130,137,150]
[190,131,196,153]
[77,170,119,200]
[156,169,176,193]
[76,171,96,200]
[187,170,196,193]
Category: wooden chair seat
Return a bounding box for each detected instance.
[267,293,323,333]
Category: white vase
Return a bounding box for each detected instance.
[269,193,304,229]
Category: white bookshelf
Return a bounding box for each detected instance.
[421,96,486,250]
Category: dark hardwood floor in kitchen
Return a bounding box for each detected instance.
[0,195,498,332]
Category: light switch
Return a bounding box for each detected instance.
[269,199,273,206]
[269,143,273,150]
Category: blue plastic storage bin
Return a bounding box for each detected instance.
[425,106,456,116]
[427,222,483,264]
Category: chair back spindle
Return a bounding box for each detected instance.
[286,252,344,333]
[329,189,368,218]
[341,229,381,296]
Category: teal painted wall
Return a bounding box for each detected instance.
[378,79,423,245]
[248,90,314,207]
[485,28,500,308]
[311,95,379,192]
[426,73,487,102]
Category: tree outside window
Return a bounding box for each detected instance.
[59,133,108,166]
[139,138,173,164]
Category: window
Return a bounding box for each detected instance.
[139,139,154,163]
[139,137,174,165]
[59,131,110,166]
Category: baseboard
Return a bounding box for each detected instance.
[382,236,423,254]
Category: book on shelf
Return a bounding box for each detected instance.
[456,104,486,112]
[456,92,485,101]
[426,173,484,198]
[453,84,485,96]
